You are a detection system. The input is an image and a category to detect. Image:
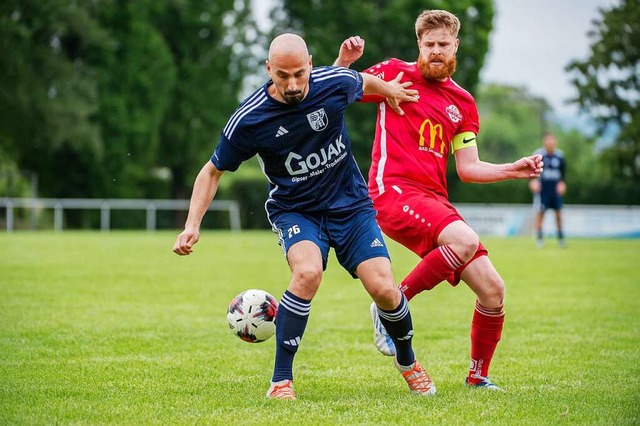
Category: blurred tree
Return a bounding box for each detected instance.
[94,0,176,199]
[154,0,260,201]
[0,1,112,199]
[475,83,550,164]
[0,0,259,206]
[270,0,494,173]
[566,0,640,180]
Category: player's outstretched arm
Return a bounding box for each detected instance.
[361,71,419,115]
[333,35,365,68]
[173,161,224,256]
[455,147,543,183]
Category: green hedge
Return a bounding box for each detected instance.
[220,177,271,229]
[219,173,640,230]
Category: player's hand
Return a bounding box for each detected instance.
[336,35,365,67]
[531,154,544,177]
[529,179,541,194]
[385,71,419,116]
[516,154,543,178]
[557,181,567,196]
[173,228,200,256]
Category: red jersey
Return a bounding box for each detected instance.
[361,58,480,199]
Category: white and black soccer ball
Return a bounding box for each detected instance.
[227,289,278,343]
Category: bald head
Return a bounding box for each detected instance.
[266,33,312,105]
[268,33,310,63]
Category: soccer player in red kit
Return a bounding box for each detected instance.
[335,10,543,390]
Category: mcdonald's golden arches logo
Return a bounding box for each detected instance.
[418,118,446,155]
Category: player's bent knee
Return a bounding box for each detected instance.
[368,285,401,309]
[442,222,480,261]
[480,276,506,307]
[291,266,323,288]
[452,232,480,261]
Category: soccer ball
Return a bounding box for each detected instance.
[227,289,278,343]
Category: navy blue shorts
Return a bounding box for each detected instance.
[271,207,390,278]
[534,191,563,212]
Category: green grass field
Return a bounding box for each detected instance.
[1,231,638,425]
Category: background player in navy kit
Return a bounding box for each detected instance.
[529,132,567,248]
[173,33,436,399]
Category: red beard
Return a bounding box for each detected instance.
[417,53,457,81]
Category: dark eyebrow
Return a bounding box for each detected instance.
[276,68,306,77]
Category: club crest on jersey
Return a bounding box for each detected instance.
[307,108,328,131]
[446,105,462,123]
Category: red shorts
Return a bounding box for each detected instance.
[372,184,487,285]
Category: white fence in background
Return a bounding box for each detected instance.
[0,198,241,232]
[1,198,638,237]
[455,203,640,238]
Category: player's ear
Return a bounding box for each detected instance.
[265,59,271,76]
[309,54,313,68]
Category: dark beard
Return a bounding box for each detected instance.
[417,54,457,81]
[283,90,304,105]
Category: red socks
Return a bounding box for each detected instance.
[399,245,463,301]
[398,246,505,383]
[468,301,504,383]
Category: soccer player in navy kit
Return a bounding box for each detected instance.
[173,33,436,399]
[529,132,567,248]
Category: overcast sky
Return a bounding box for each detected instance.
[481,0,619,116]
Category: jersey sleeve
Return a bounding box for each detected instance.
[211,124,256,172]
[359,59,399,103]
[332,66,365,104]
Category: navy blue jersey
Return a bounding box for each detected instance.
[534,147,565,194]
[211,66,371,218]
